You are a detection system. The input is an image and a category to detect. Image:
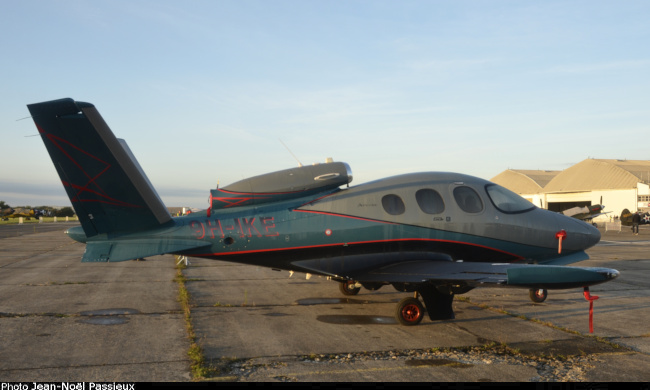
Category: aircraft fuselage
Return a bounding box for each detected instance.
[69,172,600,281]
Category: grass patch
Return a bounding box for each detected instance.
[0,217,79,225]
[174,256,215,379]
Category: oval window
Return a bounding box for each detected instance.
[416,189,445,214]
[453,186,484,213]
[382,194,405,215]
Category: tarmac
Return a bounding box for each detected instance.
[0,221,649,382]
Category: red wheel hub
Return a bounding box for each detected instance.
[402,304,421,322]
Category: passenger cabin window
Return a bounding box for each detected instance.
[485,184,536,213]
[416,189,445,214]
[382,194,405,215]
[453,186,483,213]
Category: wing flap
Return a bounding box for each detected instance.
[352,261,508,285]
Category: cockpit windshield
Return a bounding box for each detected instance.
[485,184,536,214]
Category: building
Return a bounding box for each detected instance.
[492,159,650,219]
[490,169,560,209]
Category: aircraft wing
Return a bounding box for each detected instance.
[348,259,618,289]
[292,251,617,289]
[578,211,612,220]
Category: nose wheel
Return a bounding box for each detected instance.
[529,288,548,303]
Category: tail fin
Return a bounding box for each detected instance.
[28,98,172,237]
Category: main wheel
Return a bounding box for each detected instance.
[395,297,424,326]
[529,288,548,303]
[339,280,361,296]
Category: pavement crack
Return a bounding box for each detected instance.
[0,359,191,373]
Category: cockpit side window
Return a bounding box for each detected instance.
[453,186,483,213]
[416,189,445,214]
[382,194,405,215]
[485,184,536,214]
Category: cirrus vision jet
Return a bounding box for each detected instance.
[27,98,618,327]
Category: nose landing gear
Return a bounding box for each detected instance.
[529,288,548,303]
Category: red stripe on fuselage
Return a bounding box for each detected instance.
[292,209,398,224]
[189,237,523,260]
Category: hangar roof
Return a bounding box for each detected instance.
[491,170,560,194]
[544,159,650,192]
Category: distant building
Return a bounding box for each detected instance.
[490,169,560,209]
[492,159,650,219]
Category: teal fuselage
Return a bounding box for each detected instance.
[69,172,600,281]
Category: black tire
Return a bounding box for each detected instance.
[339,280,361,296]
[529,288,548,303]
[395,297,424,326]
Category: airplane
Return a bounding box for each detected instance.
[27,98,619,328]
[562,204,611,224]
[1,207,43,221]
[0,208,15,220]
[620,209,650,226]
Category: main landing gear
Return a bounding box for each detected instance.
[339,280,361,296]
[396,295,425,326]
[338,280,455,326]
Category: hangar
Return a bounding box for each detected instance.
[492,159,650,220]
[490,169,560,209]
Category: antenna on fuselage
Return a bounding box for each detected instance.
[279,139,303,167]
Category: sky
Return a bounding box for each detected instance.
[1,1,649,208]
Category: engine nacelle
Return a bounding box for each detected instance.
[209,162,352,211]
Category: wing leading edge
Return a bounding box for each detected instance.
[348,257,619,290]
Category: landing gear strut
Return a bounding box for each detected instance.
[337,281,456,326]
[393,286,455,325]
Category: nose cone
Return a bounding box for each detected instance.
[558,214,601,251]
[584,222,601,249]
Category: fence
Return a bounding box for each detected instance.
[604,221,621,232]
